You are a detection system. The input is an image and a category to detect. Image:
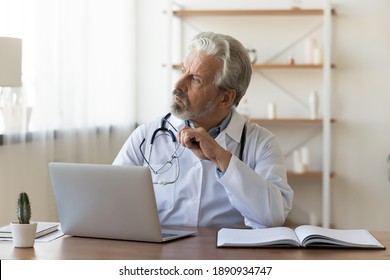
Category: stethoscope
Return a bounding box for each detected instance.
[150,113,178,145]
[139,113,182,185]
[140,112,247,185]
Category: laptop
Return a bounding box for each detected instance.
[48,162,196,242]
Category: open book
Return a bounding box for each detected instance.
[217,225,385,249]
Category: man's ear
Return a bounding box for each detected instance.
[220,89,236,108]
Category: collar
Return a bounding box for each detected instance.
[185,109,233,139]
[168,108,246,143]
[221,108,247,144]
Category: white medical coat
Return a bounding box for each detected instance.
[113,109,293,229]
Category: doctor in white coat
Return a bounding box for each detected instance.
[114,32,293,229]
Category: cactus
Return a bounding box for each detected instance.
[16,192,31,224]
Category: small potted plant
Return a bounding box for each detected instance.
[10,192,37,248]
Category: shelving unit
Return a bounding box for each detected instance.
[171,8,336,17]
[250,118,335,124]
[166,1,335,227]
[170,63,335,69]
[287,171,335,179]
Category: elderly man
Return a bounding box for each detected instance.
[114,32,293,229]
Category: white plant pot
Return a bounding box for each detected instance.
[11,222,37,248]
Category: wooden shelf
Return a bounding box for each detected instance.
[254,63,322,69]
[250,118,335,124]
[171,9,336,17]
[287,171,335,179]
[167,63,335,70]
[253,63,336,69]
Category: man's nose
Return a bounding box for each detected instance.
[174,74,188,92]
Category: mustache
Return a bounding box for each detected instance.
[172,88,185,99]
[172,88,189,106]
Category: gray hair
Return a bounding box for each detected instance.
[188,32,252,106]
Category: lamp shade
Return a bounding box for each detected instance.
[0,37,22,87]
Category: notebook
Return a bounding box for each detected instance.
[0,222,59,238]
[48,162,196,243]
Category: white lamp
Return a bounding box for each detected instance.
[0,37,31,134]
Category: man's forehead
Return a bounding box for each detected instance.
[183,51,221,74]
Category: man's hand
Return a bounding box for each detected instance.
[178,126,232,172]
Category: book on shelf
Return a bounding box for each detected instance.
[217,225,385,249]
[0,221,59,239]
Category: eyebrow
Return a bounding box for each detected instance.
[180,64,204,79]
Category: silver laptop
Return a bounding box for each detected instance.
[48,162,196,242]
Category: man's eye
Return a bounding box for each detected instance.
[191,76,201,83]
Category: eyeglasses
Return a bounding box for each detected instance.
[139,116,186,185]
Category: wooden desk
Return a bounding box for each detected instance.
[1,228,390,260]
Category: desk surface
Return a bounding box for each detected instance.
[1,228,390,260]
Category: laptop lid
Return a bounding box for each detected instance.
[48,162,195,243]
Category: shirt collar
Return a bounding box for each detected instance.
[222,108,247,143]
[185,109,233,139]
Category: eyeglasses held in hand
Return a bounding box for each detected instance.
[139,113,185,185]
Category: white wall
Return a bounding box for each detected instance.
[136,0,390,230]
[135,0,171,124]
[331,0,390,230]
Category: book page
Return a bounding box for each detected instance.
[294,225,384,248]
[217,227,300,247]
